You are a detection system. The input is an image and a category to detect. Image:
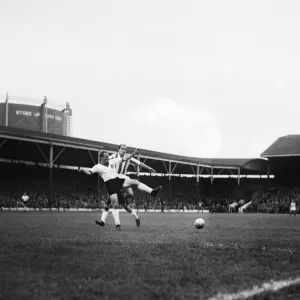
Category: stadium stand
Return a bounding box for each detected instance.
[1,127,299,214]
[0,161,275,212]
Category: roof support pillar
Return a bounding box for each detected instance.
[267,163,271,188]
[36,143,49,163]
[162,161,169,173]
[171,162,177,174]
[44,96,48,133]
[49,143,53,208]
[97,150,100,205]
[88,150,96,165]
[210,168,214,184]
[238,168,241,186]
[190,165,195,175]
[196,164,200,204]
[5,93,9,126]
[210,167,214,196]
[168,161,172,205]
[36,143,65,165]
[53,147,65,164]
[0,139,7,149]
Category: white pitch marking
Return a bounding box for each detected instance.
[207,277,300,300]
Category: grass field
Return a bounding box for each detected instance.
[0,211,299,300]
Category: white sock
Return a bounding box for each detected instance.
[137,183,152,194]
[131,209,139,220]
[101,210,109,223]
[111,209,120,225]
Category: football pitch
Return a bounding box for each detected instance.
[0,212,299,300]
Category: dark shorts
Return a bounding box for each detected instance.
[105,178,125,196]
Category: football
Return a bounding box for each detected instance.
[194,218,205,229]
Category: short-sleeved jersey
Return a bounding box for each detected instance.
[109,152,141,174]
[21,195,29,202]
[290,202,296,210]
[90,158,123,182]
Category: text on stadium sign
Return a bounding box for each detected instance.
[15,110,62,121]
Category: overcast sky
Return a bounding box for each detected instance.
[1,0,300,158]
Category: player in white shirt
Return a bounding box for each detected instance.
[290,200,297,216]
[21,192,29,211]
[103,144,156,227]
[79,149,161,230]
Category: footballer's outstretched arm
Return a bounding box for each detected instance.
[78,167,93,175]
[129,156,156,173]
[122,148,139,162]
[139,161,156,173]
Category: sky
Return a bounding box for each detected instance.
[1,0,300,158]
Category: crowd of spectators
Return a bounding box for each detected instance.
[245,186,300,213]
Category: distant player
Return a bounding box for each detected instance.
[290,200,297,217]
[103,144,156,227]
[161,200,166,213]
[79,149,161,230]
[198,202,204,213]
[21,192,29,211]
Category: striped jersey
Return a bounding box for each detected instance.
[109,152,141,175]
